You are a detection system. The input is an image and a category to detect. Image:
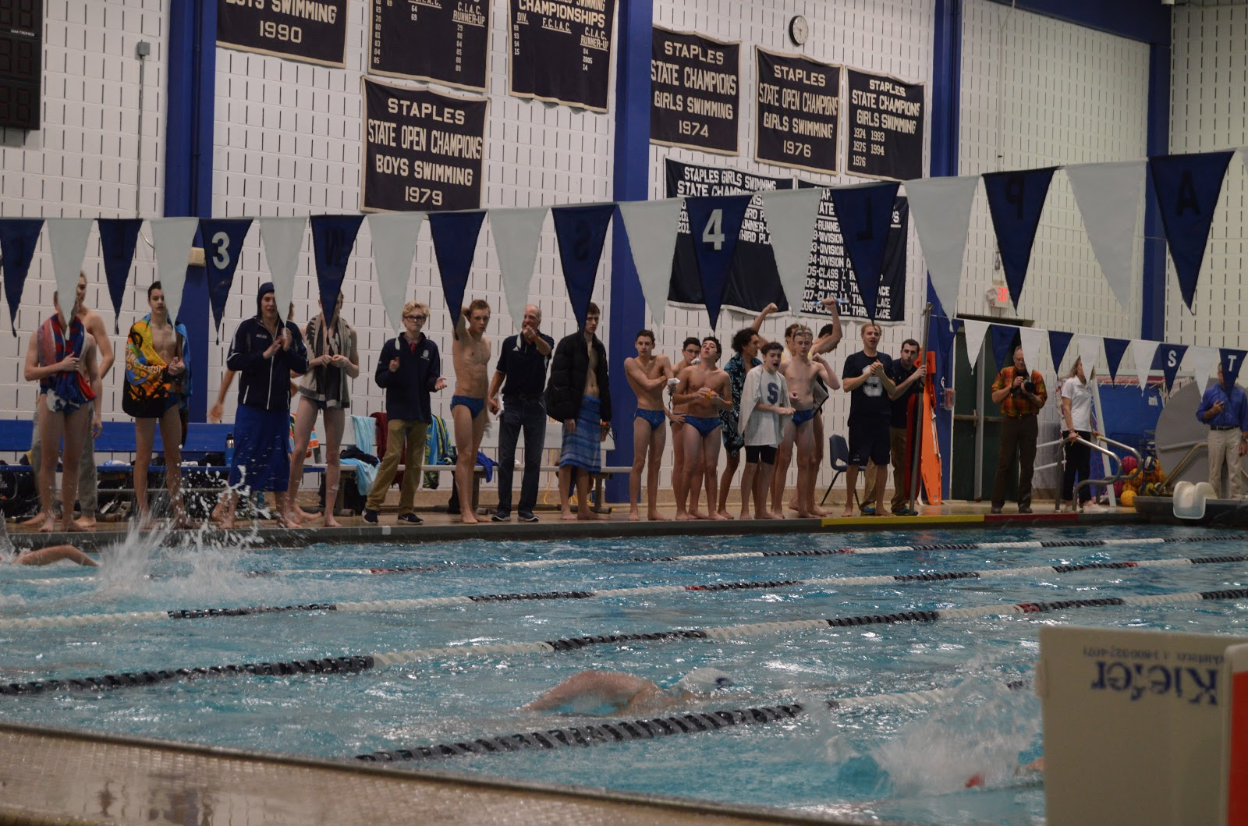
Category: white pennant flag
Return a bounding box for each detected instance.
[1188,346,1219,391]
[962,319,989,370]
[1076,334,1103,376]
[619,198,684,326]
[489,207,548,328]
[759,187,825,313]
[1018,326,1047,374]
[904,176,978,318]
[368,212,424,332]
[150,217,198,324]
[259,217,306,321]
[1065,161,1146,311]
[1130,339,1157,392]
[46,218,93,316]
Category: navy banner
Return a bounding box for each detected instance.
[552,204,615,329]
[826,182,900,322]
[310,215,364,323]
[989,325,1019,370]
[199,218,253,343]
[845,69,925,181]
[1219,348,1247,392]
[1048,329,1073,374]
[1159,344,1188,394]
[369,0,490,92]
[1148,151,1235,313]
[509,0,617,112]
[97,218,143,334]
[684,195,752,328]
[428,211,487,329]
[0,218,43,334]
[651,27,740,155]
[1103,337,1129,381]
[217,0,348,68]
[754,48,840,175]
[982,167,1058,309]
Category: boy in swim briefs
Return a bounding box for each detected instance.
[672,337,731,521]
[624,330,677,521]
[451,299,492,524]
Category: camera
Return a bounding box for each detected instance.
[1010,377,1035,397]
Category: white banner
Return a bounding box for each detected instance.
[904,175,978,318]
[488,207,548,328]
[150,217,198,324]
[962,318,989,370]
[1131,339,1158,391]
[46,218,93,317]
[258,217,306,323]
[1018,326,1047,375]
[1188,346,1219,391]
[618,198,684,326]
[1065,160,1146,311]
[759,187,825,315]
[368,212,424,332]
[1076,334,1103,376]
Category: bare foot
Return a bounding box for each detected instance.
[810,505,830,517]
[647,511,669,521]
[676,511,696,521]
[709,512,729,521]
[690,509,709,520]
[171,515,195,530]
[75,515,97,529]
[560,511,577,522]
[787,497,799,511]
[37,520,54,533]
[278,513,303,530]
[716,509,733,520]
[628,509,641,522]
[322,515,341,528]
[460,512,479,525]
[296,508,320,524]
[220,518,236,530]
[841,507,855,518]
[757,511,784,520]
[738,510,752,520]
[62,520,87,533]
[23,511,51,529]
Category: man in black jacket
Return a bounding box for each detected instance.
[217,282,308,529]
[544,302,611,520]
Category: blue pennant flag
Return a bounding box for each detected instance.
[199,218,253,343]
[982,167,1057,308]
[428,211,487,329]
[310,215,363,324]
[1219,348,1247,392]
[989,324,1019,369]
[1158,343,1188,394]
[1047,330,1073,374]
[828,183,901,321]
[927,313,960,395]
[97,218,143,333]
[1148,151,1235,313]
[552,204,615,329]
[682,195,751,328]
[1103,337,1129,381]
[0,218,45,334]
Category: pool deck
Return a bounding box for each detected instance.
[11,499,1229,553]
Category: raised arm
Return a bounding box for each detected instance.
[811,297,843,355]
[751,302,778,332]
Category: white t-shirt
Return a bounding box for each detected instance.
[1061,377,1093,432]
[741,366,789,447]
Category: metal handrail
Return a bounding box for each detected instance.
[1161,442,1209,488]
[1074,435,1142,512]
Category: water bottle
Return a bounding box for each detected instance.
[225,432,234,468]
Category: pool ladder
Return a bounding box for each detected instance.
[1044,434,1142,513]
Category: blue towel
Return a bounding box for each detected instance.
[341,458,376,495]
[476,451,497,483]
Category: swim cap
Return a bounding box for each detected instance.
[675,667,733,693]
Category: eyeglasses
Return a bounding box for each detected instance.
[404,314,427,322]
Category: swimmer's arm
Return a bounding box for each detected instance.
[624,358,667,391]
[17,545,98,567]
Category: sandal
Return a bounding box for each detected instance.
[859,505,876,516]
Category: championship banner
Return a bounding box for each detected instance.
[754,48,839,175]
[217,0,348,68]
[361,77,488,213]
[508,0,616,112]
[800,181,908,321]
[845,68,925,181]
[369,0,490,92]
[665,159,791,315]
[651,27,740,155]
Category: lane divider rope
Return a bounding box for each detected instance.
[0,554,1241,631]
[355,680,1032,764]
[2,587,1243,697]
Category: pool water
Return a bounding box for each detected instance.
[1,523,1245,826]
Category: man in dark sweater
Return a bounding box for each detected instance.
[363,301,447,525]
[544,302,611,521]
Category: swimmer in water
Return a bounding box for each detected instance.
[525,668,734,716]
[965,757,1045,788]
[0,519,96,567]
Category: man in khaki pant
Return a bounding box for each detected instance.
[1196,363,1247,499]
[363,302,447,524]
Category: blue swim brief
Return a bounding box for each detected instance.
[685,415,721,437]
[792,408,816,426]
[635,409,666,431]
[451,395,486,418]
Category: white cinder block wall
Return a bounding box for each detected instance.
[1167,3,1247,351]
[210,1,614,439]
[650,0,935,493]
[0,0,168,420]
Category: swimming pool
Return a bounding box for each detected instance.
[1,523,1245,826]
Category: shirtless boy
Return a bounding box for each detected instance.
[125,282,191,527]
[26,274,113,531]
[669,337,701,515]
[624,330,675,521]
[771,326,838,519]
[451,299,492,524]
[672,337,732,521]
[24,290,100,533]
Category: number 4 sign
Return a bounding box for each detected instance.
[684,195,751,328]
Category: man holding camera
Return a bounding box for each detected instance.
[989,346,1048,514]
